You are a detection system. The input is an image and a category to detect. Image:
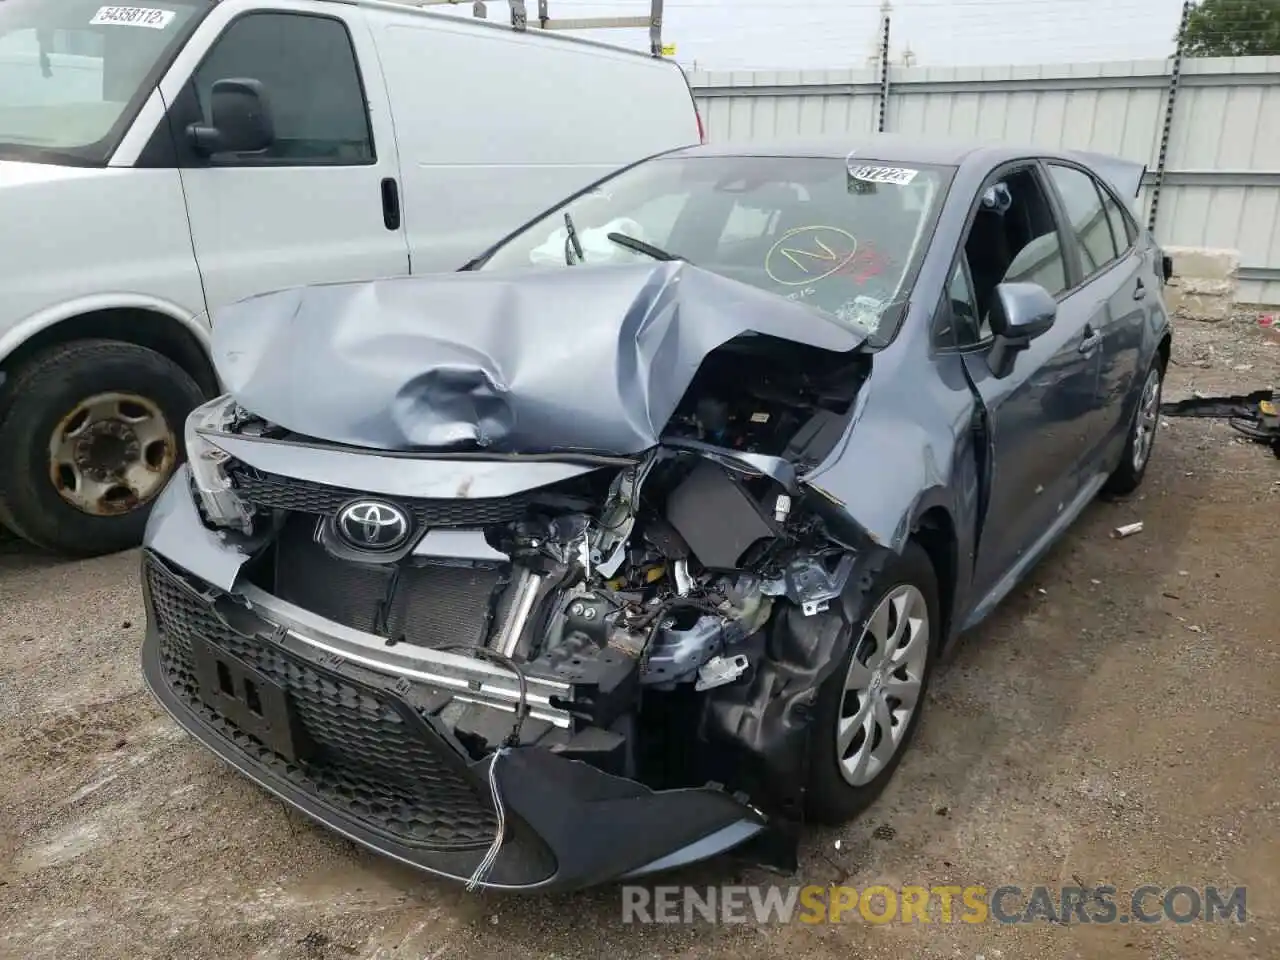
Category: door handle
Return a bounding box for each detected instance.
[1133,279,1146,300]
[380,177,401,231]
[1079,327,1102,353]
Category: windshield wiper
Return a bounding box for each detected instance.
[563,211,584,266]
[606,232,686,263]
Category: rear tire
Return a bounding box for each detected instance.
[1103,358,1163,497]
[0,340,205,557]
[805,541,940,825]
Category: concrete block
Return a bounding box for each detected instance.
[1163,246,1239,282]
[1165,287,1232,321]
[1179,277,1234,297]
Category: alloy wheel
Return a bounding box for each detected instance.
[1132,367,1162,473]
[836,583,931,787]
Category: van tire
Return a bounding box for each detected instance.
[0,340,205,557]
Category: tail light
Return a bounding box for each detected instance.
[696,106,706,143]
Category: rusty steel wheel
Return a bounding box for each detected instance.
[0,339,205,557]
[47,392,178,516]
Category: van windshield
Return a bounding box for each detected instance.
[476,154,953,341]
[0,0,204,164]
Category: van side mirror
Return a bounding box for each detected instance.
[987,282,1057,378]
[186,78,275,157]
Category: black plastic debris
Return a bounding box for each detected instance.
[1161,389,1280,458]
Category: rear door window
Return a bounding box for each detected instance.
[1099,185,1135,254]
[1047,163,1120,278]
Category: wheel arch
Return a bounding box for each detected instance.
[1156,329,1172,374]
[910,504,958,647]
[0,297,218,402]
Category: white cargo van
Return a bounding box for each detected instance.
[0,0,702,556]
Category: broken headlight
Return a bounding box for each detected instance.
[185,394,254,535]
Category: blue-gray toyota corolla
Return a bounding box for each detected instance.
[140,136,1172,892]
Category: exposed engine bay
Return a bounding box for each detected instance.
[665,335,868,463]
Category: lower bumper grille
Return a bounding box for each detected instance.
[144,555,500,851]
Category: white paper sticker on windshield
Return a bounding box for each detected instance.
[848,164,918,186]
[90,6,176,28]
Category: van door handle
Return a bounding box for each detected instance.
[1079,326,1102,353]
[1133,279,1146,300]
[380,177,401,231]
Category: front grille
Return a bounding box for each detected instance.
[228,463,530,527]
[145,556,499,850]
[272,517,506,648]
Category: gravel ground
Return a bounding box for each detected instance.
[1,315,1278,960]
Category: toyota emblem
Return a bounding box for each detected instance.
[335,499,412,551]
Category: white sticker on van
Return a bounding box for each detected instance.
[848,164,918,185]
[90,6,176,28]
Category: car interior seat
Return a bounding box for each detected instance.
[1003,230,1067,294]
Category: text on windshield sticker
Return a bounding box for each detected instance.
[848,164,918,185]
[90,6,176,28]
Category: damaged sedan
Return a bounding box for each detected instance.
[141,138,1172,891]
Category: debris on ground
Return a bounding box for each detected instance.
[1161,388,1280,458]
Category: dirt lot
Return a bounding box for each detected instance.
[2,315,1278,960]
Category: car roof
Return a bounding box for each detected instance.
[662,135,1108,171]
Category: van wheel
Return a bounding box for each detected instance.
[0,340,205,557]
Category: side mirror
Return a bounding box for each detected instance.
[186,78,274,157]
[987,282,1057,378]
[1161,254,1174,283]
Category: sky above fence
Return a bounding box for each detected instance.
[436,0,1188,70]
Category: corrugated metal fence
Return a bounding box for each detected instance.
[688,56,1280,305]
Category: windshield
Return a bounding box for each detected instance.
[477,154,953,341]
[0,0,204,163]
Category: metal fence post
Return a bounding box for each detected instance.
[1148,0,1192,234]
[649,0,664,57]
[877,5,891,132]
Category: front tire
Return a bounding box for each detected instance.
[805,541,941,825]
[0,340,205,557]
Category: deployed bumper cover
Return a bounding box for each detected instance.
[140,534,767,892]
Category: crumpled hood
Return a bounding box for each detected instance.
[211,262,866,455]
